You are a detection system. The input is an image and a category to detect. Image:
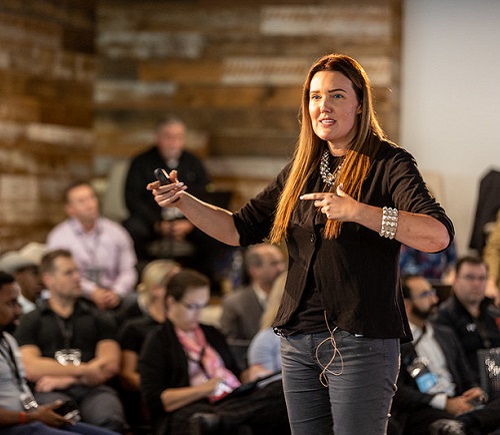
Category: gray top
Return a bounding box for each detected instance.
[0,332,28,412]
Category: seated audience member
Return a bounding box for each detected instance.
[400,241,457,283]
[46,181,138,311]
[392,274,500,435]
[117,260,180,428]
[483,212,500,303]
[138,269,290,435]
[0,271,119,435]
[114,259,179,328]
[434,256,500,383]
[220,244,286,348]
[0,243,46,314]
[13,250,125,433]
[246,271,287,380]
[123,115,211,267]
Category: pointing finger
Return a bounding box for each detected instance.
[300,193,327,201]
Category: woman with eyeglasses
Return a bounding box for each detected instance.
[138,268,290,435]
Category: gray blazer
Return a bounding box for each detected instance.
[220,285,264,343]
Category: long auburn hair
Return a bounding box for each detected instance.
[269,54,390,243]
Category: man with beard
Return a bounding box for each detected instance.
[391,274,500,435]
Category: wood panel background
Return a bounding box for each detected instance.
[0,0,401,252]
[0,1,96,252]
[95,0,402,212]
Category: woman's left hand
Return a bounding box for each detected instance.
[300,184,360,222]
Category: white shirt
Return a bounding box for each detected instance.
[410,321,456,409]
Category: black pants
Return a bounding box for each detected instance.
[153,380,290,435]
[466,396,500,433]
[400,397,500,435]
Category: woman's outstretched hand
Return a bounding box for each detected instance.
[147,169,188,207]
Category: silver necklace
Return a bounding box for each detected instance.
[319,149,345,186]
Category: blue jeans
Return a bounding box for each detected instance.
[0,421,118,435]
[280,330,400,435]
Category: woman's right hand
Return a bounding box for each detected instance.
[160,377,226,412]
[147,169,188,207]
[204,377,224,396]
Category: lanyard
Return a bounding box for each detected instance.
[413,324,427,348]
[186,346,209,378]
[0,333,25,391]
[72,220,101,269]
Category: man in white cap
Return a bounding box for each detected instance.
[0,242,46,314]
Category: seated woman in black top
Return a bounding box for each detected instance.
[138,269,289,435]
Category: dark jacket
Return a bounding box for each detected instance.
[138,320,240,420]
[469,169,500,252]
[393,322,477,415]
[220,285,265,342]
[435,294,500,381]
[125,146,211,232]
[233,141,455,339]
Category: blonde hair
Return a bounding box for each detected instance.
[137,259,180,306]
[260,272,287,330]
[269,54,391,243]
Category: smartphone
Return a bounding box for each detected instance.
[54,399,81,423]
[154,168,171,185]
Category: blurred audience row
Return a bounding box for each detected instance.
[1,113,500,434]
[0,241,289,435]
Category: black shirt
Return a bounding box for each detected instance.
[118,315,161,354]
[14,299,117,362]
[234,141,455,339]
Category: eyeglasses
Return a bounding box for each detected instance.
[457,274,487,283]
[413,288,437,300]
[178,300,208,311]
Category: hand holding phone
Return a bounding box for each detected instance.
[54,399,81,423]
[154,168,171,185]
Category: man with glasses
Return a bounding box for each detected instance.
[435,256,500,383]
[391,274,500,435]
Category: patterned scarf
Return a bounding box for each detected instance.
[175,326,241,389]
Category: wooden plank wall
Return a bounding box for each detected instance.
[0,1,96,251]
[0,0,401,251]
[96,0,402,211]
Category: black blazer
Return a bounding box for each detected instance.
[234,141,454,339]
